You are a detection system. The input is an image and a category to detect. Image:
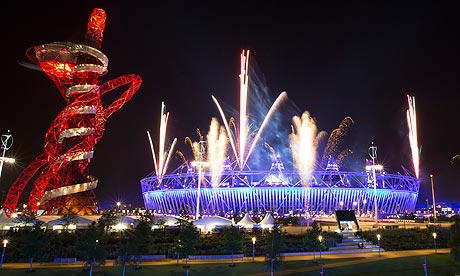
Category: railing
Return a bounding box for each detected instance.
[53,257,77,264]
[188,254,244,260]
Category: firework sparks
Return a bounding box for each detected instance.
[320,116,354,168]
[406,94,419,178]
[147,102,177,183]
[452,155,460,165]
[212,49,287,170]
[184,119,228,187]
[206,118,228,187]
[289,111,322,185]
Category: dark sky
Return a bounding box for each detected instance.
[1,1,459,209]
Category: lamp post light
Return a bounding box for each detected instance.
[367,142,383,225]
[116,201,121,212]
[376,234,381,257]
[252,237,256,262]
[363,199,367,215]
[432,232,437,253]
[0,130,15,181]
[191,160,209,220]
[176,239,181,264]
[0,239,8,269]
[430,174,437,223]
[366,163,383,224]
[90,239,98,276]
[318,235,323,261]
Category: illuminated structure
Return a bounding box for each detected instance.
[3,8,142,217]
[141,156,419,217]
[141,50,419,219]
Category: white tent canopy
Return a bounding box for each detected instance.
[258,212,275,229]
[193,215,233,232]
[45,215,98,230]
[236,213,257,229]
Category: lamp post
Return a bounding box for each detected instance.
[116,201,121,212]
[192,141,209,220]
[377,234,381,257]
[318,235,323,261]
[363,199,367,215]
[90,239,98,276]
[433,232,437,253]
[252,237,256,262]
[0,130,15,181]
[0,239,8,269]
[430,174,437,223]
[192,160,209,220]
[367,142,383,225]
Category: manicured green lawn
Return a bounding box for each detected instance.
[0,254,458,276]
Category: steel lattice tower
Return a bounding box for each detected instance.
[3,8,142,217]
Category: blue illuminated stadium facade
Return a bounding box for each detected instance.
[141,157,420,217]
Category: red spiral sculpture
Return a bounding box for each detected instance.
[3,8,142,217]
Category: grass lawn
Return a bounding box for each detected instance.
[0,254,458,276]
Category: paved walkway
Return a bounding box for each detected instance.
[244,248,450,275]
[1,248,449,271]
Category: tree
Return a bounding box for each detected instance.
[17,221,47,272]
[262,224,287,276]
[130,220,154,268]
[220,226,244,267]
[97,209,118,232]
[177,222,200,268]
[118,229,131,276]
[13,210,38,229]
[75,222,106,275]
[60,209,79,231]
[449,219,460,269]
[118,220,154,275]
[303,220,324,262]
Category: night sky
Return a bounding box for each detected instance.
[1,1,459,209]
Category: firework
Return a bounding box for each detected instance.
[289,111,321,185]
[206,118,228,187]
[320,116,354,168]
[406,94,419,178]
[147,102,177,183]
[212,50,287,170]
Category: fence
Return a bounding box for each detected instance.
[188,254,244,261]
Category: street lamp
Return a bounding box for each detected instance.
[367,142,383,225]
[191,160,209,220]
[252,237,256,262]
[366,163,383,223]
[376,234,381,256]
[318,235,323,261]
[363,199,367,215]
[0,239,8,269]
[432,232,437,253]
[430,174,437,223]
[90,239,98,276]
[176,239,181,264]
[116,201,121,212]
[0,130,15,181]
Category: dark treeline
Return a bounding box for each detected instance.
[1,210,460,272]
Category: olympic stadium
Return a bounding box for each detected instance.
[140,155,420,218]
[140,50,420,219]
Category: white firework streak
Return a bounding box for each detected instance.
[406,94,419,178]
[207,118,228,187]
[147,102,177,183]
